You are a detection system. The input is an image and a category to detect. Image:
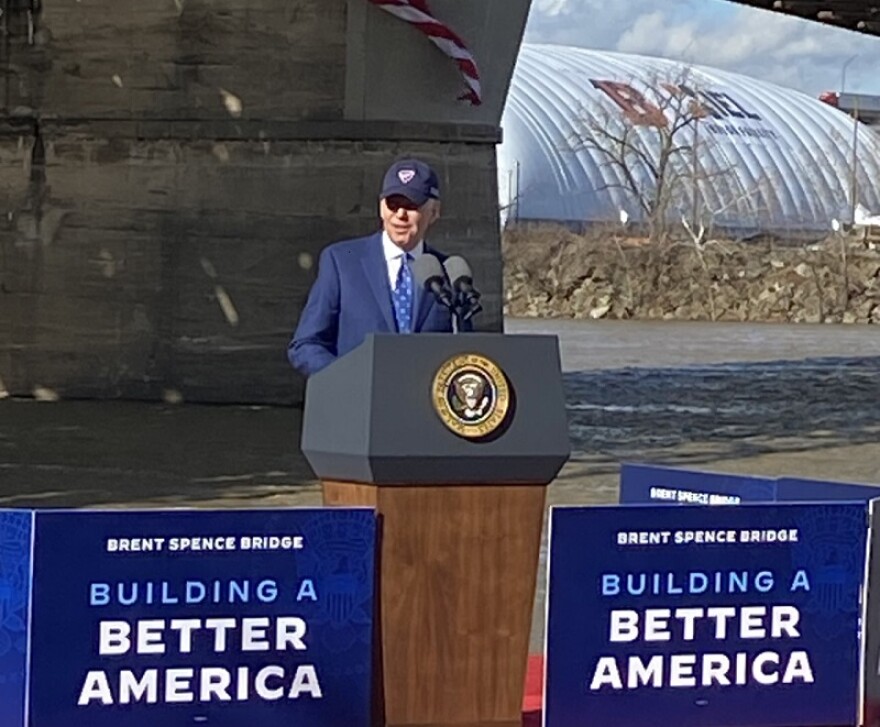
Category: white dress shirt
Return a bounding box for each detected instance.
[381,232,425,290]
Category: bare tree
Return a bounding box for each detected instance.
[567,66,741,245]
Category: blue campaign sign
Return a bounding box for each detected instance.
[619,463,777,506]
[863,501,880,725]
[26,508,375,727]
[619,464,880,508]
[777,477,880,502]
[0,511,32,727]
[545,503,868,727]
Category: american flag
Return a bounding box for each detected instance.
[367,0,482,106]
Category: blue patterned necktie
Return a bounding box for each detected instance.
[392,253,414,333]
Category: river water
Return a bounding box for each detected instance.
[506,317,880,371]
[507,317,880,487]
[3,317,880,505]
[3,317,880,651]
[506,317,880,649]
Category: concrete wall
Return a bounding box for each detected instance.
[0,0,531,404]
[346,0,526,125]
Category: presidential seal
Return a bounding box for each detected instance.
[432,353,511,438]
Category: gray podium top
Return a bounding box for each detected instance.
[301,333,571,485]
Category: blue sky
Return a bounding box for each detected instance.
[524,0,880,97]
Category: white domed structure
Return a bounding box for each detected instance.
[499,44,880,237]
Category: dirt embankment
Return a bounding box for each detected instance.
[503,226,880,324]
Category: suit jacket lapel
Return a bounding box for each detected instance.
[362,233,397,332]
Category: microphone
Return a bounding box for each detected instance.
[412,253,453,309]
[443,255,483,321]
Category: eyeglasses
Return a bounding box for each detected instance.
[384,196,423,213]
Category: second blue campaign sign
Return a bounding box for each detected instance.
[545,502,868,727]
[28,508,375,727]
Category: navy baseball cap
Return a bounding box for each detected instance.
[380,159,440,206]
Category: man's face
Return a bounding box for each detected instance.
[380,195,440,251]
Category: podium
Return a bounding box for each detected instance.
[301,333,570,727]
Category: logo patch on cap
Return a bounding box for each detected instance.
[398,169,416,184]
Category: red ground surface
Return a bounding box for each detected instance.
[523,654,543,726]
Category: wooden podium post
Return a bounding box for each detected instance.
[300,334,570,727]
[323,481,547,727]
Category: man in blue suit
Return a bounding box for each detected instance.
[288,159,458,377]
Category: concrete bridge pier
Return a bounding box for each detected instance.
[0,0,531,404]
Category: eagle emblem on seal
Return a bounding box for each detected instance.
[451,372,492,421]
[431,354,511,438]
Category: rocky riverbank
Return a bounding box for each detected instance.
[503,226,880,323]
